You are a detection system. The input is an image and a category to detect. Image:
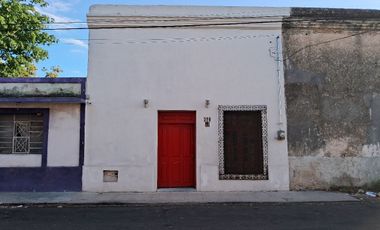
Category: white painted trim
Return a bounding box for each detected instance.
[87,5,290,30]
[0,155,41,167]
[88,5,290,18]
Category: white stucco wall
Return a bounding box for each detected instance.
[0,154,41,167]
[85,5,290,192]
[0,104,80,167]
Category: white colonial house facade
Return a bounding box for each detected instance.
[84,5,290,192]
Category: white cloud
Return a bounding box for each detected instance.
[46,0,73,13]
[62,39,88,49]
[70,48,86,54]
[35,0,83,26]
[36,7,78,23]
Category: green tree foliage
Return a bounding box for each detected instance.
[0,0,58,77]
[42,65,62,78]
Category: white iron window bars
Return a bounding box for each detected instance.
[13,121,30,154]
[0,113,44,154]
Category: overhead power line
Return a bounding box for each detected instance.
[283,30,373,61]
[37,15,380,26]
[3,13,376,61]
[58,29,378,62]
[41,15,302,25]
[0,14,291,26]
[1,15,379,32]
[41,19,286,31]
[1,17,379,32]
[40,19,379,31]
[40,14,380,25]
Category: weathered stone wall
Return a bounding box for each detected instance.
[283,8,380,190]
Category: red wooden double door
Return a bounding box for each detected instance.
[158,111,196,188]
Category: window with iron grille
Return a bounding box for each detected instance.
[0,113,44,154]
[218,105,268,180]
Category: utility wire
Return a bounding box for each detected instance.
[69,15,292,24]
[25,14,380,25]
[59,30,378,62]
[56,29,378,63]
[283,30,373,61]
[43,19,298,31]
[36,15,329,25]
[1,14,292,26]
[3,17,380,32]
[3,14,376,61]
[81,17,380,25]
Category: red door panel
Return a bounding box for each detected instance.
[158,112,195,188]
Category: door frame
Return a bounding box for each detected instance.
[157,110,196,190]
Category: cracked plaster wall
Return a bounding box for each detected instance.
[283,10,380,189]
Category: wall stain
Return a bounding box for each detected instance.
[284,11,380,190]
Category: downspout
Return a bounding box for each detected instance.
[275,35,286,140]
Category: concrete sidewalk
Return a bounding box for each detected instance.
[0,191,357,205]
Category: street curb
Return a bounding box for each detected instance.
[0,191,358,206]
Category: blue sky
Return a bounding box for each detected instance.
[36,0,380,77]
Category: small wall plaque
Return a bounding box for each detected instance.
[204,117,211,127]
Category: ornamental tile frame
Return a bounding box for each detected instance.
[218,105,269,180]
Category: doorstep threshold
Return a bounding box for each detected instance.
[157,188,196,192]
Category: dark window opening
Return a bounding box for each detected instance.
[223,111,264,175]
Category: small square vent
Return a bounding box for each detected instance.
[103,170,118,182]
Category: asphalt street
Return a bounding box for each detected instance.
[0,201,379,230]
